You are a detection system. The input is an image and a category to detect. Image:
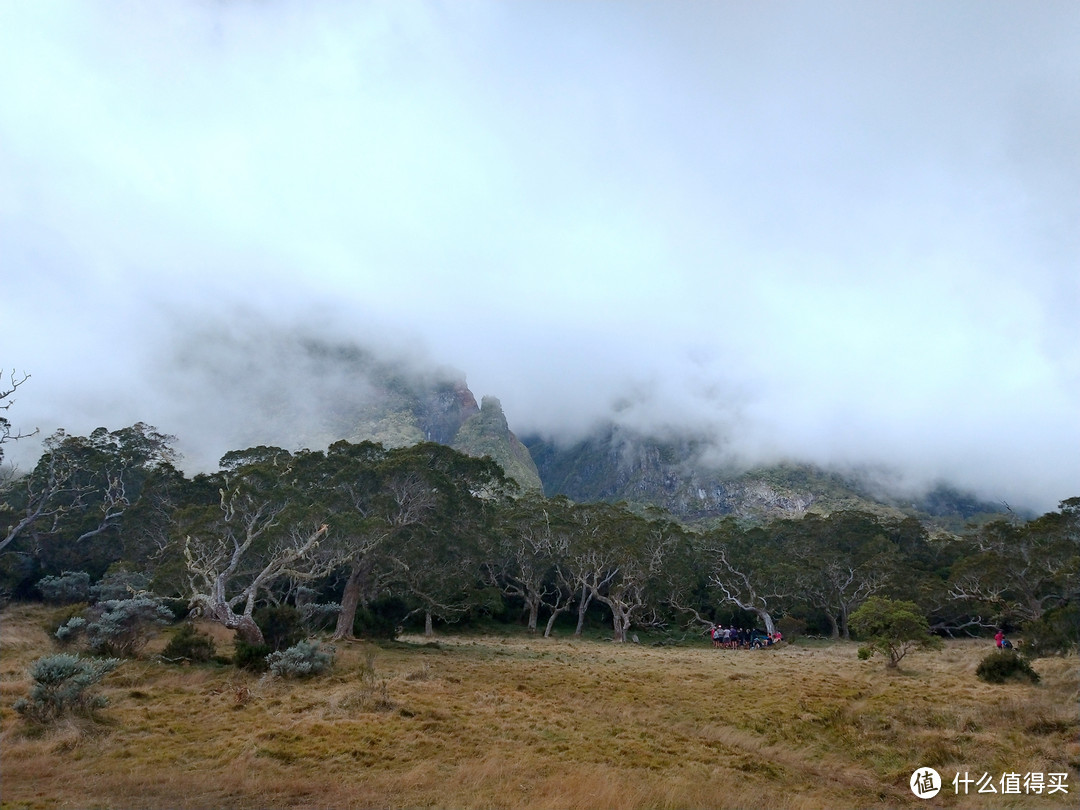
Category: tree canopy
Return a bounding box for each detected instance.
[2,422,1075,653]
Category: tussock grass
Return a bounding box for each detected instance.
[2,603,1077,809]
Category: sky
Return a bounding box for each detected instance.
[2,1,1078,512]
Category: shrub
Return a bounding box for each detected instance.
[36,571,90,604]
[161,623,217,663]
[89,570,152,602]
[56,596,174,657]
[233,639,272,672]
[13,653,120,724]
[54,615,87,645]
[976,649,1041,684]
[252,605,304,651]
[267,640,335,678]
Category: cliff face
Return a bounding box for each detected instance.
[311,349,540,490]
[523,423,1007,525]
[417,381,480,444]
[452,396,542,492]
[524,424,829,521]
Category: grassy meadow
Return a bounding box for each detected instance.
[1,603,1077,810]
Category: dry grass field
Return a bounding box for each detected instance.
[1,603,1077,810]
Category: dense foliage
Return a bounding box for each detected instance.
[2,423,1077,655]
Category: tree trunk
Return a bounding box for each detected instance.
[611,608,630,643]
[826,611,840,639]
[233,614,264,646]
[574,582,592,636]
[752,608,776,637]
[544,611,559,638]
[424,611,434,637]
[333,563,364,640]
[208,601,265,645]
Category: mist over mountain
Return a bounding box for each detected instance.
[4,3,1078,515]
[149,321,1024,523]
[75,316,540,491]
[0,311,1046,524]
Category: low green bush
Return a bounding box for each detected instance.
[161,623,216,663]
[976,649,1040,684]
[252,605,304,651]
[47,602,89,640]
[233,639,272,672]
[89,570,152,602]
[267,640,335,678]
[14,653,120,724]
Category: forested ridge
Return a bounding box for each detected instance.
[3,420,1077,651]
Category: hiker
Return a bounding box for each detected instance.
[994,629,1005,648]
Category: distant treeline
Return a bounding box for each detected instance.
[2,424,1077,652]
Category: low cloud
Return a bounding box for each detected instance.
[3,2,1078,513]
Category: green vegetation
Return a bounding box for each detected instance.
[266,640,336,678]
[161,622,217,663]
[976,649,1042,684]
[55,596,174,657]
[35,571,91,603]
[2,423,1077,654]
[1,418,1077,806]
[851,597,942,668]
[452,396,542,491]
[13,651,120,724]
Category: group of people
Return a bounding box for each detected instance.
[707,624,782,649]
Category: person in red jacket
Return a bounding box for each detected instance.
[994,629,1005,648]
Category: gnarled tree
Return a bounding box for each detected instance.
[178,449,340,645]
